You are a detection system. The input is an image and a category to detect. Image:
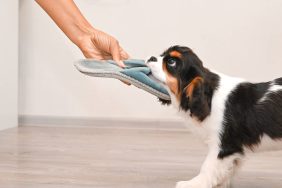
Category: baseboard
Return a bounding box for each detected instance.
[18,115,186,130]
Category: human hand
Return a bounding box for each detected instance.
[77,29,130,67]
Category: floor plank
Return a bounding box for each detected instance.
[0,126,281,188]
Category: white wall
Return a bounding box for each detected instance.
[19,0,282,121]
[0,0,18,130]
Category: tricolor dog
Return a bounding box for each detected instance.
[146,45,282,188]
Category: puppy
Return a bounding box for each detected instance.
[146,45,282,188]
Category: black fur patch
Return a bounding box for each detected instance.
[180,71,220,121]
[275,77,282,85]
[219,81,282,159]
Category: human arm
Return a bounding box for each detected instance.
[35,0,129,67]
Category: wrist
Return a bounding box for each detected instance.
[71,20,97,48]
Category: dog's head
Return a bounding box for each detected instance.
[146,45,219,121]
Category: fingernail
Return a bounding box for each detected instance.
[119,60,126,68]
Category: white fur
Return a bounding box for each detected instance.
[259,83,282,102]
[145,56,166,83]
[269,84,282,92]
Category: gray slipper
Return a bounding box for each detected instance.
[74,59,170,101]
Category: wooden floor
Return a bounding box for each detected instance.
[0,125,282,188]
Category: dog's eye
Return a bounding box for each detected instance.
[167,58,177,67]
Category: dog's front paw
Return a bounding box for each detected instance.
[176,181,192,188]
[215,180,231,188]
[176,179,209,188]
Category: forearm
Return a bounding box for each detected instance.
[36,0,129,63]
[35,0,95,46]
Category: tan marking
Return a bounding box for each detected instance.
[185,76,204,99]
[169,51,182,58]
[162,63,180,99]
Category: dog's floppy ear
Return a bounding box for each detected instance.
[180,76,211,121]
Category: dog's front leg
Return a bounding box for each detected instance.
[176,147,243,188]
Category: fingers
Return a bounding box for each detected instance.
[86,29,129,67]
[110,40,126,68]
[120,47,130,60]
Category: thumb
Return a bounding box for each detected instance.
[110,41,125,68]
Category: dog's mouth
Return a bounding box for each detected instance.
[145,56,158,68]
[145,56,167,84]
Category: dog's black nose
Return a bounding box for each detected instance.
[148,56,157,62]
